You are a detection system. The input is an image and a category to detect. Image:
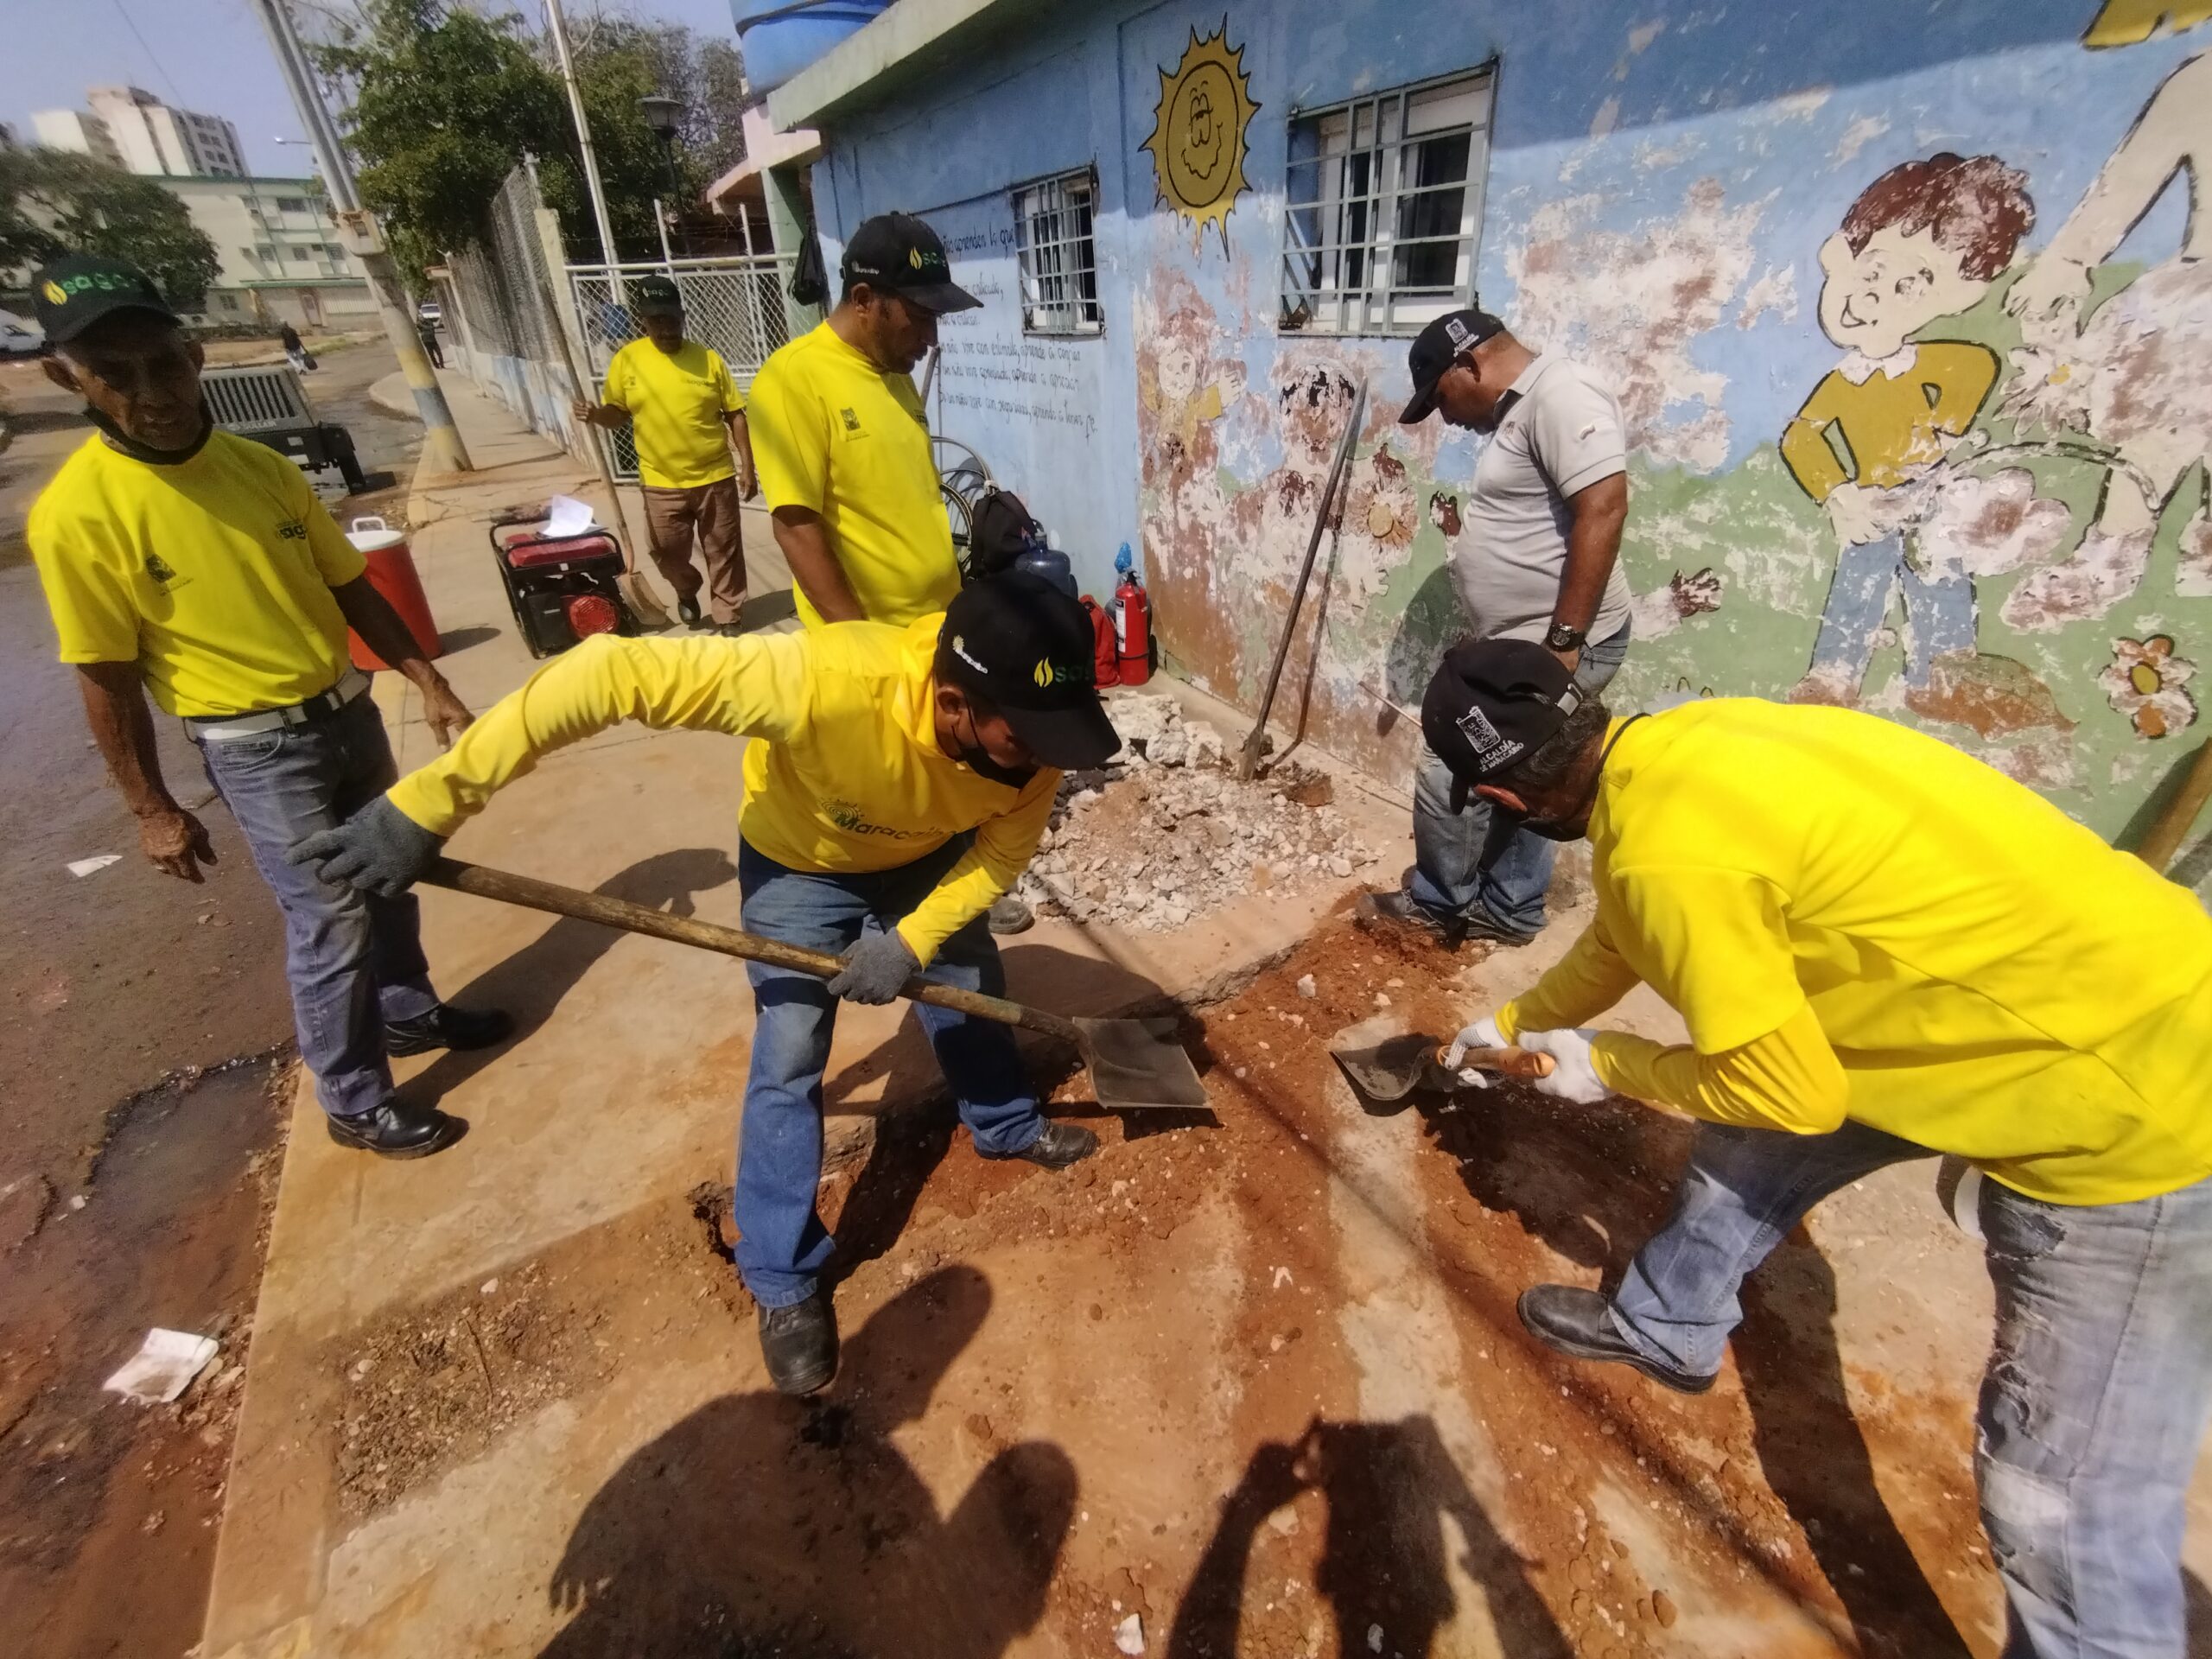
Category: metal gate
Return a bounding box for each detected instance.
[567,256,797,480]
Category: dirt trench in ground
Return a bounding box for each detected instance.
[322,904,2018,1656]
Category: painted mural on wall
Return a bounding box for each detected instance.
[1123,0,2212,877]
[1141,24,1260,252]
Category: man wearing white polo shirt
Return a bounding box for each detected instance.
[1367,305,1635,950]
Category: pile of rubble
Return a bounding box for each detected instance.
[1012,692,1380,932]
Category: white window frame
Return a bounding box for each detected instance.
[1011,166,1102,337]
[1280,65,1497,336]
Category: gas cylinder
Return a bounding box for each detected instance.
[1112,543,1151,687]
[1082,594,1120,687]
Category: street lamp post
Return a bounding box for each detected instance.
[638,93,687,274]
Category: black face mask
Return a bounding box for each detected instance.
[955,708,1039,791]
[85,398,214,465]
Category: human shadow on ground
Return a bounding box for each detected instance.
[404,846,737,1110]
[1406,1084,1972,1655]
[1169,1415,1568,1658]
[537,1265,1074,1658]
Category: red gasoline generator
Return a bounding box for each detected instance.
[489,504,636,659]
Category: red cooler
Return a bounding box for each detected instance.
[344,517,443,671]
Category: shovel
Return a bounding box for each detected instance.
[1329,1015,1554,1103]
[422,859,1210,1111]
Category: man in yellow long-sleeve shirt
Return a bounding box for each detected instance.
[1421,639,2212,1656]
[293,574,1119,1395]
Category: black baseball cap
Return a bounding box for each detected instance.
[842,213,982,314]
[1421,638,1584,800]
[1398,307,1507,423]
[33,252,179,346]
[938,573,1120,769]
[630,273,682,316]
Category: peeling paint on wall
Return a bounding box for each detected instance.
[811,0,2212,885]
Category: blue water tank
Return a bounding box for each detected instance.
[731,0,891,96]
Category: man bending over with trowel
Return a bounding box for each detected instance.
[1421,639,2211,1656]
[293,573,1117,1395]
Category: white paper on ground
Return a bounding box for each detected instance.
[103,1328,219,1403]
[544,494,601,538]
[67,855,122,878]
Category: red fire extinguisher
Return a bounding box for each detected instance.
[1112,543,1151,687]
[1082,594,1120,687]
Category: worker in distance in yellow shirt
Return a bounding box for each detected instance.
[572,273,758,635]
[1421,639,2212,1656]
[293,573,1119,1395]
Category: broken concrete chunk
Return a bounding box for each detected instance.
[1115,1611,1146,1655]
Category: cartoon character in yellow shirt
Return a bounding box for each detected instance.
[1779,153,2034,705]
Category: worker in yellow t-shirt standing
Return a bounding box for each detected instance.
[573,273,757,635]
[745,213,969,632]
[293,574,1119,1395]
[1420,639,2212,1655]
[26,254,510,1161]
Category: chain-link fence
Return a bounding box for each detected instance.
[435,159,590,456]
[432,162,800,475]
[568,257,795,480]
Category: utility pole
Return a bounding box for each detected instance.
[248,0,472,472]
[543,0,621,271]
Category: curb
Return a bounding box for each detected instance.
[368,370,421,423]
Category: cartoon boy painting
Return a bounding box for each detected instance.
[1781,154,2036,704]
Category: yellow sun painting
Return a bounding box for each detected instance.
[1142,23,1261,253]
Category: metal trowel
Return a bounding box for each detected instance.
[1329,1014,1554,1103]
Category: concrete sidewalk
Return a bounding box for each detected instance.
[200,371,1434,1657]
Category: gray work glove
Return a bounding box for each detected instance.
[826,929,918,1005]
[288,796,445,898]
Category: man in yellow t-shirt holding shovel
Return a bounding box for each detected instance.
[1421,638,2212,1656]
[574,274,757,635]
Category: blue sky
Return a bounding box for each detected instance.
[3,0,743,180]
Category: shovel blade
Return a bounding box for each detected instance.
[1073,1014,1209,1111]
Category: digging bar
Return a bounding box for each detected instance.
[1236,376,1369,781]
[422,859,1210,1111]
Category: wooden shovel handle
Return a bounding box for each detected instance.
[1438,1044,1557,1080]
[422,858,1080,1042]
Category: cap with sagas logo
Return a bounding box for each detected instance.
[1397,305,1509,424]
[1421,637,1584,801]
[840,213,982,315]
[937,572,1121,771]
[628,272,683,317]
[32,252,180,346]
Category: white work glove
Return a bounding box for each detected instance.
[1441,1014,1506,1073]
[1519,1027,1609,1104]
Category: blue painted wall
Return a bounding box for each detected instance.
[804,0,2212,879]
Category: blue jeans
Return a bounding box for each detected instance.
[196,694,439,1119]
[1409,625,1630,938]
[734,836,1047,1307]
[1808,532,1976,690]
[1605,1121,2212,1657]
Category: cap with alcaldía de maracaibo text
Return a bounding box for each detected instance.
[840,213,982,315]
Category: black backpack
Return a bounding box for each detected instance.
[964,487,1041,581]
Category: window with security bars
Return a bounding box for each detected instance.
[1281,68,1495,336]
[1012,168,1102,336]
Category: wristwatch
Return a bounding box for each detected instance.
[1545,621,1587,652]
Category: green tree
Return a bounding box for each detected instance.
[314,1,746,273]
[0,149,220,309]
